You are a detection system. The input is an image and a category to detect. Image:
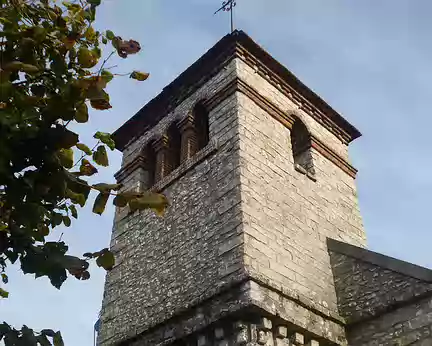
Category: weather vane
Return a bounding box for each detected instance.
[215,0,237,33]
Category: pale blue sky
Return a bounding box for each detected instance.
[2,1,432,344]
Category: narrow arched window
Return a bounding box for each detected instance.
[143,143,156,188]
[167,123,181,173]
[193,103,209,151]
[291,118,315,177]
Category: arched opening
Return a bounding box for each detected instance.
[143,143,156,188]
[193,103,209,151]
[290,118,315,176]
[167,123,181,173]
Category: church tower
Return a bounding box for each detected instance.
[98,30,367,346]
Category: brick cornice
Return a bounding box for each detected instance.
[310,136,358,178]
[203,77,358,178]
[121,77,357,180]
[113,30,360,151]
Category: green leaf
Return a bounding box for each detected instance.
[78,48,97,68]
[96,250,115,270]
[75,103,89,123]
[92,47,102,59]
[36,334,52,346]
[53,332,64,346]
[93,183,122,192]
[4,61,23,71]
[52,213,63,227]
[88,0,102,6]
[66,189,86,207]
[21,325,37,345]
[94,132,115,150]
[128,193,169,216]
[80,271,90,280]
[92,192,110,215]
[63,216,71,227]
[102,37,108,44]
[48,127,79,149]
[57,148,74,169]
[21,64,39,74]
[87,89,110,106]
[39,225,50,237]
[61,255,89,272]
[130,71,150,81]
[90,98,112,110]
[101,70,114,84]
[78,159,98,177]
[0,322,11,339]
[1,273,8,284]
[85,26,97,42]
[76,143,92,155]
[5,251,18,264]
[113,194,128,208]
[69,205,78,219]
[106,30,115,40]
[41,329,56,337]
[93,145,109,166]
[0,288,9,298]
[31,85,46,97]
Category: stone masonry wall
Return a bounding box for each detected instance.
[99,56,367,345]
[347,295,432,346]
[236,56,366,315]
[235,60,350,161]
[98,61,247,345]
[329,251,432,324]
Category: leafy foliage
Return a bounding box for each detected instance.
[0,0,169,343]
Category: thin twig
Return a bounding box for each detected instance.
[98,51,115,76]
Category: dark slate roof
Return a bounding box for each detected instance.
[113,30,361,151]
[328,238,432,283]
[328,238,432,324]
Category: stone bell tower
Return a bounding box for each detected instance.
[98,31,366,346]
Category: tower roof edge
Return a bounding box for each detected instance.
[114,30,361,151]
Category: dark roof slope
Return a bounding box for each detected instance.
[114,30,361,151]
[328,238,432,324]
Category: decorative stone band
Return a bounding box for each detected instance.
[310,136,358,178]
[112,279,346,346]
[190,317,321,346]
[234,44,354,145]
[150,139,218,193]
[114,32,361,151]
[112,140,218,224]
[203,77,358,179]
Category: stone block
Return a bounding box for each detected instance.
[214,327,224,340]
[197,335,208,346]
[275,326,288,339]
[290,333,304,345]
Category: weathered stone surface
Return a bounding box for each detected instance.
[247,281,346,345]
[236,84,366,315]
[329,239,432,324]
[98,31,432,346]
[98,60,245,344]
[347,295,432,346]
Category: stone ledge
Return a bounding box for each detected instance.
[103,278,346,346]
[151,139,218,193]
[327,238,432,283]
[113,139,218,225]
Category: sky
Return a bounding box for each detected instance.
[2,0,432,344]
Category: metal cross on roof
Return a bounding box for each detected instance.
[214,0,237,33]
